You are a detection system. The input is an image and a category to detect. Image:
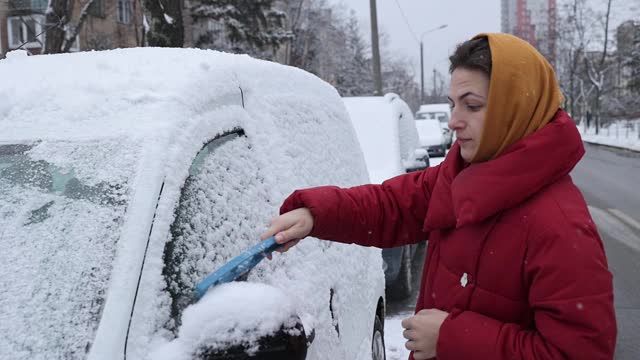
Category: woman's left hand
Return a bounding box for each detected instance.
[401,309,450,360]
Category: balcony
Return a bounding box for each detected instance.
[8,0,49,15]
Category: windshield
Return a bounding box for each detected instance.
[0,140,137,359]
[416,111,449,124]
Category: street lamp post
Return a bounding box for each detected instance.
[420,24,447,104]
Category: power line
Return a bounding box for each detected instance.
[392,0,419,44]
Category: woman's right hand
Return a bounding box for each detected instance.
[260,207,314,254]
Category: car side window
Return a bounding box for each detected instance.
[161,130,272,330]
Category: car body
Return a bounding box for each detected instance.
[0,48,385,360]
[416,103,452,153]
[342,93,426,300]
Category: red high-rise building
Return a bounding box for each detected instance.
[502,0,557,66]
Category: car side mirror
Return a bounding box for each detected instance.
[197,317,312,360]
[414,148,428,160]
[153,283,315,360]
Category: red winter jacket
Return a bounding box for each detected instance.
[280,110,616,359]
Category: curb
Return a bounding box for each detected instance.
[582,140,640,153]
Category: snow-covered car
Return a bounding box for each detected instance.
[342,93,426,300]
[0,49,386,360]
[416,103,452,151]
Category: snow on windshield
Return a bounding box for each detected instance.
[0,139,139,360]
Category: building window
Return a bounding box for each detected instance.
[89,0,105,18]
[117,0,133,24]
[7,15,44,49]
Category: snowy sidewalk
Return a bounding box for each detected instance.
[579,122,640,152]
[385,312,412,360]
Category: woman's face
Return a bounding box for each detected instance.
[447,68,490,162]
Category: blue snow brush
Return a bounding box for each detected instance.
[194,236,284,301]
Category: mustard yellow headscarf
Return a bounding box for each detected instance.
[470,33,564,163]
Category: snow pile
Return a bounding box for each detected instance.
[0,48,244,142]
[578,121,640,152]
[384,314,411,360]
[150,282,297,360]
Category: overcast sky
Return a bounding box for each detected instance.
[332,0,502,86]
[331,0,638,88]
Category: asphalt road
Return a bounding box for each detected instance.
[386,144,640,359]
[571,143,640,360]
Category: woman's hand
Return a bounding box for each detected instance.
[401,309,449,360]
[260,208,314,254]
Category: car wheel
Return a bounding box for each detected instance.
[372,314,386,360]
[387,247,412,300]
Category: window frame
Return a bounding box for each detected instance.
[88,0,106,18]
[7,15,45,49]
[117,0,133,24]
[162,128,247,325]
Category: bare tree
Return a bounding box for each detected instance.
[582,0,614,134]
[556,0,585,118]
[44,0,95,53]
[557,0,619,133]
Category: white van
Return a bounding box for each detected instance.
[416,103,452,152]
[0,48,386,360]
[342,93,427,300]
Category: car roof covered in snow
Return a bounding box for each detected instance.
[0,47,338,142]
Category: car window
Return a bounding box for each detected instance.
[0,140,136,359]
[433,112,449,124]
[162,131,272,330]
[416,111,449,123]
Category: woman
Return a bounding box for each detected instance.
[261,33,616,360]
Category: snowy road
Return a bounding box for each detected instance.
[572,143,640,230]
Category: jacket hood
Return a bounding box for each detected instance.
[424,109,584,231]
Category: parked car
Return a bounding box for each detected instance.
[0,48,386,360]
[342,93,426,300]
[416,103,452,151]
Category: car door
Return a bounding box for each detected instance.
[123,127,272,357]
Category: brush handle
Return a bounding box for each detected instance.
[194,236,284,300]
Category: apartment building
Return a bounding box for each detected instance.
[501,0,557,66]
[0,0,142,57]
[0,0,297,64]
[615,20,640,96]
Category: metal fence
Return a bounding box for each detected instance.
[583,120,640,141]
